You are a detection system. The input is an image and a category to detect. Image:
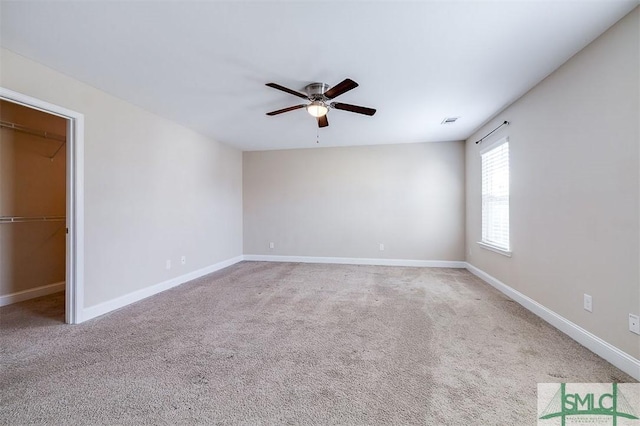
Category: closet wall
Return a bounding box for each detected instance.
[0,100,66,301]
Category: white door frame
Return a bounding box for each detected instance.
[1,87,84,324]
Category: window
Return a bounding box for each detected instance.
[480,137,510,255]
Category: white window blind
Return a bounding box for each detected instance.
[481,140,510,251]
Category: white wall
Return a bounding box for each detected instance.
[244,142,465,262]
[466,8,639,358]
[0,48,243,309]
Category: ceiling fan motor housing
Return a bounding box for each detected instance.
[304,82,330,101]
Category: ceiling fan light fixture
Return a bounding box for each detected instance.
[307,101,328,118]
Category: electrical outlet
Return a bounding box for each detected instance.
[181,256,186,265]
[379,243,384,251]
[165,259,171,270]
[583,294,592,312]
[629,314,640,335]
[269,242,275,249]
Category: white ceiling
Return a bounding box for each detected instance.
[1,1,637,151]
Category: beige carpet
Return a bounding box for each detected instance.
[0,261,634,425]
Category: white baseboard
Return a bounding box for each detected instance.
[0,281,65,307]
[465,262,640,381]
[243,254,466,268]
[81,255,243,322]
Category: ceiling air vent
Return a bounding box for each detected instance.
[441,117,459,124]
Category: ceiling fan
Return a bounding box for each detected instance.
[265,78,376,128]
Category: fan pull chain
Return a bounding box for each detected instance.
[316,127,319,144]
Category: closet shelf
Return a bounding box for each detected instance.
[0,216,66,223]
[0,120,65,142]
[1,120,66,160]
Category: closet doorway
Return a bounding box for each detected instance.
[0,88,84,324]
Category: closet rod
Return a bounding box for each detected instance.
[0,120,66,143]
[0,216,66,224]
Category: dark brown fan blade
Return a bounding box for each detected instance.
[266,83,308,100]
[324,79,359,99]
[332,102,376,116]
[317,115,328,128]
[266,104,306,116]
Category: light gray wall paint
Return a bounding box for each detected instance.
[466,8,639,358]
[1,48,243,308]
[244,142,465,261]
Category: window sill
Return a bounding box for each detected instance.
[477,241,512,257]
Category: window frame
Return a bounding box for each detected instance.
[478,136,511,257]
